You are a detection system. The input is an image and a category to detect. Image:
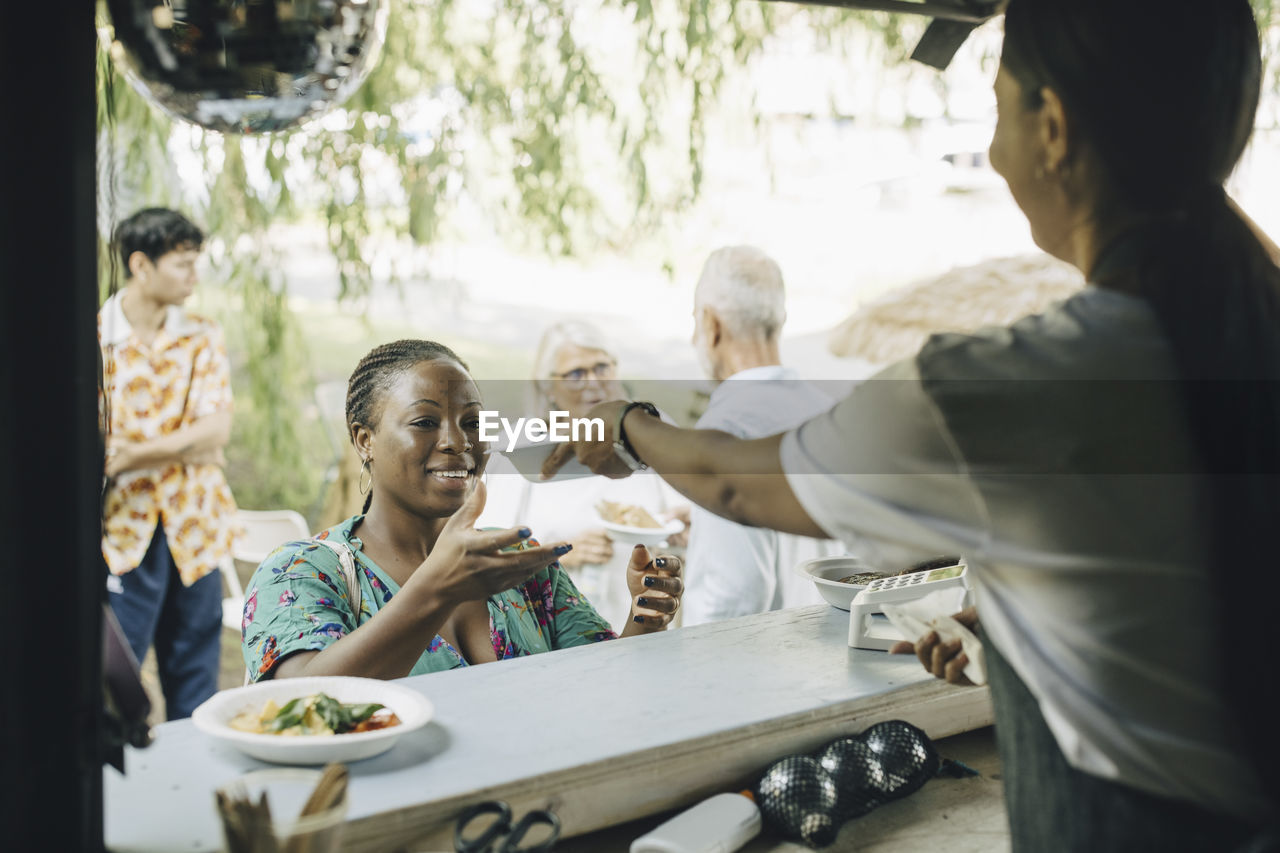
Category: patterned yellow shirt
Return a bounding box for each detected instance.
[100,292,240,585]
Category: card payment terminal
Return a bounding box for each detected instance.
[848,559,971,651]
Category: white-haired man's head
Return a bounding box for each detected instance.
[692,246,787,381]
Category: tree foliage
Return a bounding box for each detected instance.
[96,0,1280,517]
[95,0,908,516]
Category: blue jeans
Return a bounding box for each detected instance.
[107,523,222,720]
[983,627,1266,852]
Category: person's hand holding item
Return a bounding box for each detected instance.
[543,400,633,479]
[889,605,979,686]
[409,481,572,605]
[558,528,614,568]
[622,543,683,635]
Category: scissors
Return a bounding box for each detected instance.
[453,800,561,853]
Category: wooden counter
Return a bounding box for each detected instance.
[105,605,993,852]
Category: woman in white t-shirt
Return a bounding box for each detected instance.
[479,321,687,631]
[542,1,1280,848]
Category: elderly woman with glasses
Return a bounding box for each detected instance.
[479,321,688,632]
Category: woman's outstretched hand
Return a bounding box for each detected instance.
[415,480,571,604]
[888,605,980,686]
[622,543,683,635]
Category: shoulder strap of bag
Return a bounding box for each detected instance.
[311,538,364,627]
[243,538,363,687]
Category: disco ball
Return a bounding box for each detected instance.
[103,0,389,134]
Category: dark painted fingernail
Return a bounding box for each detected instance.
[554,544,573,555]
[637,597,649,607]
[633,615,644,623]
[634,544,645,551]
[518,527,532,539]
[643,576,655,587]
[655,557,667,569]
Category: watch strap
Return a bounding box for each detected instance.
[614,401,659,470]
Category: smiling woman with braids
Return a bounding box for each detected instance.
[544,0,1280,848]
[240,340,682,682]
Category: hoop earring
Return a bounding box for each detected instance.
[358,458,372,496]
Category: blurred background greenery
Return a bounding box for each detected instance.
[96,0,1280,525]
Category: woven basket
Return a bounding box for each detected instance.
[828,253,1085,366]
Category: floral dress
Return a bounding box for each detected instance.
[241,515,617,681]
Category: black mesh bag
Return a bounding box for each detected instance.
[859,720,940,800]
[753,756,842,848]
[752,719,942,848]
[814,736,888,818]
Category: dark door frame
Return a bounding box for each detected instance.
[0,3,104,850]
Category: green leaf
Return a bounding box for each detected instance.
[264,696,305,733]
[339,703,387,730]
[311,694,345,732]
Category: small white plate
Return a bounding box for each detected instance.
[191,676,433,765]
[495,441,594,482]
[601,516,685,547]
[794,555,885,611]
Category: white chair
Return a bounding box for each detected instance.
[310,380,349,518]
[221,509,311,632]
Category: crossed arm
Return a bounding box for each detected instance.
[105,409,232,477]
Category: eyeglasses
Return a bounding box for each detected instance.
[552,361,616,386]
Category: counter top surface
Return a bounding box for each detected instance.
[106,605,992,852]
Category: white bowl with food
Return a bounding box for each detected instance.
[595,500,684,546]
[796,555,967,610]
[191,676,433,765]
[794,555,890,610]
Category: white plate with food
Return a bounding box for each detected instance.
[794,555,892,610]
[596,500,684,546]
[191,676,433,765]
[496,439,594,482]
[795,555,964,610]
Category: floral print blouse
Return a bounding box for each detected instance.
[241,515,617,681]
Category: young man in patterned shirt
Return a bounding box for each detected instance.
[100,208,240,720]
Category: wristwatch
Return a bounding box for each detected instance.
[613,401,659,471]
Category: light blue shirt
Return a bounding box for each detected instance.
[683,365,845,625]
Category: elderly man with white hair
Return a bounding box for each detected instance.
[682,245,845,625]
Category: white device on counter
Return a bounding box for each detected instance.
[848,560,972,651]
[630,792,761,853]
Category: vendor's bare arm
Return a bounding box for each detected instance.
[613,409,828,539]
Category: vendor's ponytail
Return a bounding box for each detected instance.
[1004,0,1280,810]
[1120,188,1280,809]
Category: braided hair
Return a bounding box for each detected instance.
[345,339,469,514]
